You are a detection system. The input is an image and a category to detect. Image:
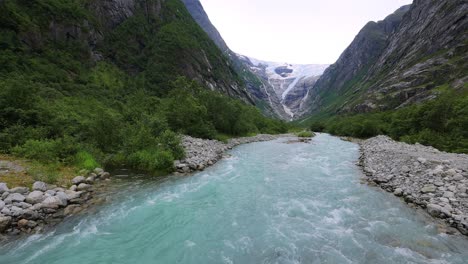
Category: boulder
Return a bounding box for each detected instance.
[45,190,56,196]
[18,219,29,229]
[72,176,86,185]
[427,204,442,217]
[421,185,437,193]
[25,191,45,204]
[453,174,464,181]
[77,183,91,191]
[394,188,403,197]
[0,183,9,194]
[18,202,32,209]
[55,192,69,206]
[32,181,48,192]
[86,176,95,184]
[94,168,104,175]
[9,187,29,194]
[0,215,11,232]
[5,193,25,204]
[10,206,24,217]
[69,185,77,191]
[100,172,110,180]
[0,200,4,210]
[41,196,62,208]
[64,190,82,200]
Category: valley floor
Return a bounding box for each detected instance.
[359,136,468,235]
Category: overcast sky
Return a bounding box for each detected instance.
[199,0,413,64]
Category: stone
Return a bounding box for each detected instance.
[77,183,91,191]
[394,188,403,196]
[417,157,427,164]
[446,169,457,177]
[18,202,32,209]
[94,168,104,175]
[443,191,455,198]
[5,193,25,204]
[427,204,442,217]
[41,196,62,208]
[421,185,437,194]
[55,192,69,206]
[0,216,11,232]
[401,166,410,173]
[72,176,86,185]
[64,190,82,200]
[10,206,23,217]
[18,219,29,229]
[0,200,4,210]
[86,176,95,184]
[25,191,45,204]
[9,187,29,194]
[1,192,8,199]
[0,183,9,194]
[439,197,450,204]
[453,174,464,181]
[69,185,77,191]
[32,181,48,192]
[434,181,444,187]
[100,172,110,180]
[45,190,56,196]
[64,205,82,216]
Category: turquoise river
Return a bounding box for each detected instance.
[1,134,468,263]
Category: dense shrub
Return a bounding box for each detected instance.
[317,89,468,153]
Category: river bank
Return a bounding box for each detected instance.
[174,134,293,173]
[0,168,112,239]
[0,134,292,239]
[359,135,468,235]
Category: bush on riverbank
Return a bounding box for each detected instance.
[297,131,315,138]
[313,89,468,153]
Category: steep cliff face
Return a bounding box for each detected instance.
[181,0,290,119]
[298,5,411,116]
[300,0,468,118]
[0,0,252,101]
[242,56,328,119]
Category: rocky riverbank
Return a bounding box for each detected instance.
[0,168,111,237]
[359,136,468,235]
[174,134,290,173]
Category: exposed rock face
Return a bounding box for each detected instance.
[299,5,410,116]
[181,0,290,119]
[300,0,467,117]
[241,56,328,120]
[360,135,468,235]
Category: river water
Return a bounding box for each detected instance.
[2,134,468,264]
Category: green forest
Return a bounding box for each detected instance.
[0,0,287,177]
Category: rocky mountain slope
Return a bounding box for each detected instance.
[299,0,467,118]
[181,0,291,119]
[240,56,328,119]
[0,0,254,102]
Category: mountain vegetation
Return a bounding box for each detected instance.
[0,0,287,177]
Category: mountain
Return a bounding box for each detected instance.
[0,0,288,173]
[181,0,292,119]
[299,0,467,118]
[239,56,328,119]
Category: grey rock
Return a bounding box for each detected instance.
[18,202,32,209]
[64,190,82,200]
[1,192,8,199]
[0,200,4,210]
[443,192,455,198]
[25,191,45,204]
[45,190,56,196]
[9,187,29,194]
[394,188,403,196]
[0,183,9,194]
[86,176,95,184]
[5,193,25,204]
[69,185,78,191]
[94,168,104,175]
[421,185,437,194]
[453,174,464,181]
[10,206,23,217]
[55,192,69,206]
[41,196,62,208]
[72,176,86,185]
[100,172,110,180]
[0,216,12,232]
[77,183,91,191]
[427,204,442,217]
[32,181,48,192]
